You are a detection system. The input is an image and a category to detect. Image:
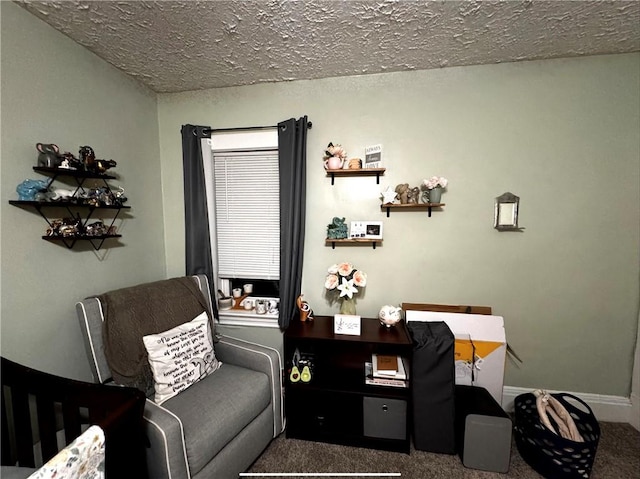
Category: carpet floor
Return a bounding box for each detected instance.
[247,422,640,478]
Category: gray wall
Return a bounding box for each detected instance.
[0,2,166,381]
[158,53,640,397]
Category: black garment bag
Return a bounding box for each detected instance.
[408,321,456,453]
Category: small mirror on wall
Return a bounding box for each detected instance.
[494,192,521,231]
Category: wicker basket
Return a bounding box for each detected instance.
[514,392,600,479]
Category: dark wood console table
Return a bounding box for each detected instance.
[284,315,412,453]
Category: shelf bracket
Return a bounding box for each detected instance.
[385,207,390,218]
[375,172,381,184]
[330,173,335,186]
[427,206,432,217]
[331,241,336,249]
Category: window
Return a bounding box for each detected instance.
[203,130,280,327]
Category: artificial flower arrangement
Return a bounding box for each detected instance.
[421,176,449,190]
[323,142,348,170]
[323,142,347,161]
[421,176,449,203]
[324,262,367,314]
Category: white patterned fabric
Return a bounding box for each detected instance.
[143,312,221,404]
[28,425,105,479]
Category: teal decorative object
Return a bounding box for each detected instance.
[16,179,49,201]
[326,217,348,239]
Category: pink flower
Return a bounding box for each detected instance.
[353,270,367,287]
[325,274,339,290]
[337,262,354,277]
[422,176,448,190]
[323,142,347,161]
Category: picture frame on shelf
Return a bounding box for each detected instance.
[350,220,383,239]
[364,144,383,168]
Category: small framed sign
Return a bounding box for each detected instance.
[334,314,361,336]
[364,144,382,168]
[350,221,383,240]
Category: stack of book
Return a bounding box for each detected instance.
[365,354,409,388]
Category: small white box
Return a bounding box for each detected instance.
[334,314,361,336]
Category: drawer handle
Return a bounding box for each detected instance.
[382,404,388,412]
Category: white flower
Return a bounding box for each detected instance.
[337,277,358,299]
[327,264,339,274]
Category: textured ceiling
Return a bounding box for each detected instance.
[16,0,640,93]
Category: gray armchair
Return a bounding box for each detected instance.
[76,275,283,479]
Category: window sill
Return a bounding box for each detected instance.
[218,310,280,328]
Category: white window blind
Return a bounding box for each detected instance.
[213,150,280,279]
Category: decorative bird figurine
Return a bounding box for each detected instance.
[296,294,314,322]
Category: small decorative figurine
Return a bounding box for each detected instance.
[296,294,314,322]
[59,152,82,170]
[79,146,117,174]
[381,186,398,205]
[326,217,348,239]
[395,183,410,204]
[348,158,362,169]
[407,186,420,204]
[36,143,62,168]
[16,179,49,201]
[378,305,402,328]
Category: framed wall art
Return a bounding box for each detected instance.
[494,192,520,230]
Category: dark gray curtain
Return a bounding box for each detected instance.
[278,116,308,329]
[181,124,218,319]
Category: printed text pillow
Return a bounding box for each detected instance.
[142,312,221,404]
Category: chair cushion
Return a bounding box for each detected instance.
[161,363,271,476]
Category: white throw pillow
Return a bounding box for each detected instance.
[143,312,221,404]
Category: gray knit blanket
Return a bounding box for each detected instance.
[99,277,211,396]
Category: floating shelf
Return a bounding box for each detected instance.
[9,165,128,250]
[33,166,117,180]
[381,202,445,217]
[325,168,386,185]
[42,234,122,250]
[325,238,381,249]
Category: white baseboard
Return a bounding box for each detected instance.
[630,391,640,431]
[502,386,635,426]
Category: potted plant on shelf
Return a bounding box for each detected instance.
[421,176,448,203]
[323,142,347,170]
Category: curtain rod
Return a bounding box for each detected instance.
[204,122,312,134]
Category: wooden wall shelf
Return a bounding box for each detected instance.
[325,238,381,249]
[326,168,386,185]
[381,202,445,217]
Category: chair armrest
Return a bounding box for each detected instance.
[143,400,190,479]
[215,336,284,436]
